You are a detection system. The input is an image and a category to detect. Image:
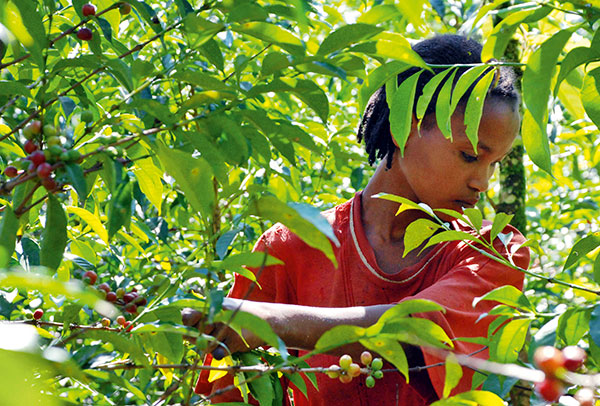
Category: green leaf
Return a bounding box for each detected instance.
[0,81,31,98]
[443,353,462,398]
[4,1,46,67]
[563,232,600,271]
[423,230,483,250]
[403,218,441,257]
[489,318,530,363]
[464,69,495,151]
[349,33,427,67]
[40,195,68,270]
[66,206,108,245]
[521,28,574,174]
[416,68,454,124]
[248,78,329,122]
[481,6,551,61]
[581,67,600,130]
[288,202,340,247]
[431,390,506,406]
[107,176,132,240]
[360,337,409,381]
[473,285,535,312]
[450,65,489,111]
[215,310,281,350]
[389,71,422,155]
[0,206,18,268]
[373,193,435,217]
[148,331,184,363]
[238,353,274,406]
[81,330,148,365]
[435,69,458,139]
[378,299,445,324]
[375,318,453,349]
[65,163,88,205]
[316,23,383,56]
[489,212,513,242]
[463,208,483,231]
[233,21,305,55]
[314,325,364,350]
[172,69,233,92]
[555,46,600,95]
[131,157,164,215]
[156,143,215,219]
[359,61,411,112]
[249,195,337,267]
[557,307,590,346]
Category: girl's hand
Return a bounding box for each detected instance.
[181,300,263,359]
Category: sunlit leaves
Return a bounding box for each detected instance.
[522,28,575,173]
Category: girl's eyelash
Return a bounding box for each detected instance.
[461,151,478,163]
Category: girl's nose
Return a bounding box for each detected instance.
[468,166,492,193]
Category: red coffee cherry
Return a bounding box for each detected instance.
[4,166,18,178]
[348,363,361,378]
[533,346,565,376]
[82,3,96,16]
[339,374,352,384]
[24,140,38,154]
[33,309,44,320]
[562,346,586,372]
[123,293,136,303]
[535,378,564,402]
[82,270,98,285]
[119,3,131,15]
[77,27,93,41]
[23,121,42,139]
[36,163,52,179]
[105,291,117,302]
[28,150,46,166]
[42,177,58,191]
[124,303,137,314]
[116,315,126,326]
[360,351,373,366]
[97,282,111,293]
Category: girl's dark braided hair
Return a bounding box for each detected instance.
[357,34,520,169]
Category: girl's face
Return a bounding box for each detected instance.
[397,99,520,215]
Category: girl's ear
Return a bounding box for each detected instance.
[390,114,419,149]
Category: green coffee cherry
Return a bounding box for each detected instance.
[43,125,58,138]
[365,375,375,388]
[81,110,94,123]
[372,370,383,379]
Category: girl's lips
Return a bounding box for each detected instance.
[455,199,478,208]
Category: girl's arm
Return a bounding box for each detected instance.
[183,298,396,358]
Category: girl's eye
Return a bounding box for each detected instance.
[461,151,478,163]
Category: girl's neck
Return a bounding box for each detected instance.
[361,161,429,244]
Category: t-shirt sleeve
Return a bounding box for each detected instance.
[407,224,530,398]
[195,224,295,403]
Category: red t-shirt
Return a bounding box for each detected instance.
[196,193,529,405]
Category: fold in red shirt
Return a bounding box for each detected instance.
[196,192,529,405]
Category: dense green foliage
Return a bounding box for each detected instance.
[1,0,600,404]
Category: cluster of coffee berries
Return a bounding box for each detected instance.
[326,351,383,387]
[533,345,591,403]
[83,271,147,315]
[3,120,83,191]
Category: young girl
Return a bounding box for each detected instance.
[186,34,530,405]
